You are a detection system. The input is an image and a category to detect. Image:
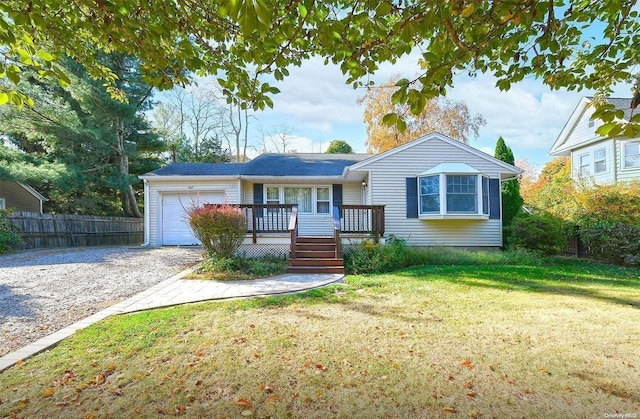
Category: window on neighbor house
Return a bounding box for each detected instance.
[419,174,489,216]
[0,198,5,209]
[624,141,640,169]
[579,154,590,175]
[593,148,607,174]
[316,187,330,214]
[588,118,595,128]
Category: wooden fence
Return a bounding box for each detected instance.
[5,212,144,249]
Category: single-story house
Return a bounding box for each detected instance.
[140,133,521,272]
[548,96,640,185]
[0,179,47,213]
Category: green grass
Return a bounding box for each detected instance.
[1,256,639,418]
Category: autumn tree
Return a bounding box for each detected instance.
[494,137,523,227]
[360,78,485,153]
[325,140,353,154]
[524,157,578,221]
[1,1,639,136]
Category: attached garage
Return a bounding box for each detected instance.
[160,191,225,246]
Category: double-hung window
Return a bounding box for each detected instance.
[624,141,640,169]
[417,164,490,218]
[419,175,440,214]
[446,175,477,213]
[579,154,590,176]
[593,148,607,174]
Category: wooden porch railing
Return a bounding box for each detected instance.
[289,204,299,254]
[332,205,342,258]
[338,205,385,243]
[240,204,295,244]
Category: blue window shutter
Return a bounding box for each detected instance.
[253,183,264,218]
[489,179,501,220]
[406,177,418,218]
[332,184,343,206]
[253,183,264,204]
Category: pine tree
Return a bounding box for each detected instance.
[494,137,523,228]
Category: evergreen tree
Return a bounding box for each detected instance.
[495,137,523,228]
[0,54,165,217]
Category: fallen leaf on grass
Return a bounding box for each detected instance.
[443,407,457,413]
[236,398,252,409]
[466,392,476,398]
[43,388,54,398]
[461,360,473,369]
[539,368,551,375]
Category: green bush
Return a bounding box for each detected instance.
[579,221,640,266]
[344,236,411,274]
[187,203,246,259]
[344,237,545,275]
[199,255,287,280]
[0,210,22,253]
[507,212,567,255]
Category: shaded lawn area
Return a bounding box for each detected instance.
[1,258,639,418]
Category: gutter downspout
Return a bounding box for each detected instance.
[612,139,618,184]
[143,179,150,246]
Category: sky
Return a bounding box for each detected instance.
[241,53,634,171]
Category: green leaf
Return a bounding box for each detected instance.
[382,113,398,126]
[297,3,308,19]
[0,92,8,105]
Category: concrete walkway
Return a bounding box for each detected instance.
[0,270,344,372]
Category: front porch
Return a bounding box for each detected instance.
[210,204,386,273]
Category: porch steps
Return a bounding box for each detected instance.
[287,236,344,274]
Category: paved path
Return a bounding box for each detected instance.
[0,270,344,372]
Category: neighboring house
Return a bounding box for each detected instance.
[548,97,640,184]
[0,179,47,213]
[140,133,521,270]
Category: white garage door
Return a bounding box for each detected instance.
[161,192,225,245]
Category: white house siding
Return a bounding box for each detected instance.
[145,178,239,246]
[358,138,505,247]
[562,106,601,151]
[570,139,616,185]
[242,180,364,236]
[617,138,640,182]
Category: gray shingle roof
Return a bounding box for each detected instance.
[587,97,635,121]
[146,153,372,177]
[606,97,634,121]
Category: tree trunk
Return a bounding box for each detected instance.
[115,117,143,218]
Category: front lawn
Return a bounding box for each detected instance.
[1,257,638,417]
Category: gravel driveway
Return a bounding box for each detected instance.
[0,246,202,357]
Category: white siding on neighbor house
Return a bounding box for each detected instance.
[145,178,239,246]
[359,138,505,247]
[562,106,601,152]
[617,138,640,182]
[242,180,365,236]
[570,139,616,185]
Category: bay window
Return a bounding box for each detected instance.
[417,165,490,218]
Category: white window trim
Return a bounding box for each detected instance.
[593,147,607,174]
[622,140,640,170]
[418,174,489,220]
[264,184,332,216]
[578,152,591,176]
